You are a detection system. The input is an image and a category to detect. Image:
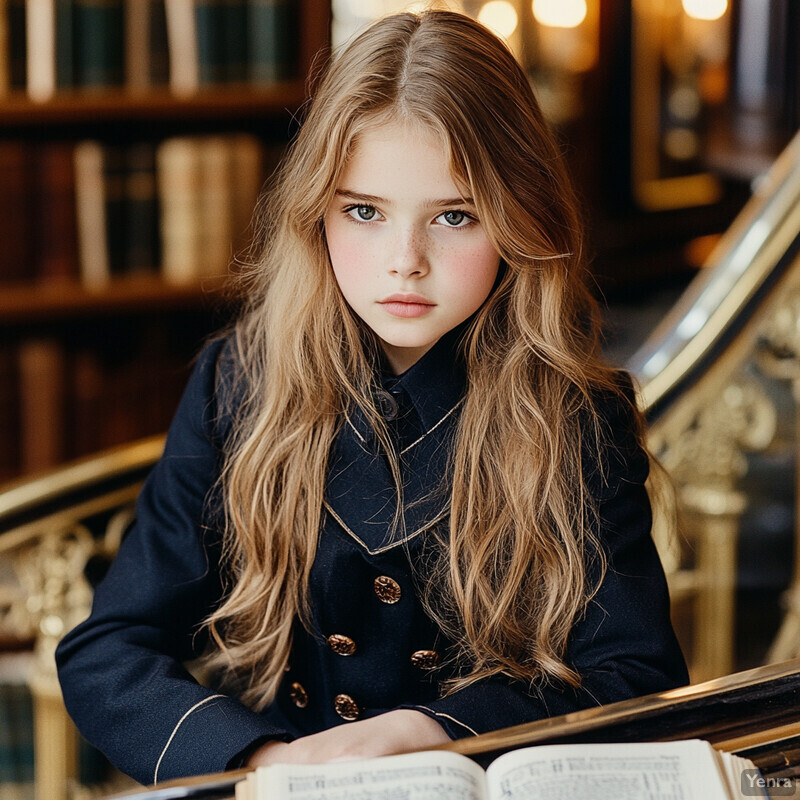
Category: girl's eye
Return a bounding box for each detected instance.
[437,210,471,228]
[346,205,380,222]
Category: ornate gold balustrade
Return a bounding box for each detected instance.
[628,129,800,682]
[0,437,164,800]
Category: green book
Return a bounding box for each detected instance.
[124,142,161,275]
[5,682,33,785]
[0,684,14,783]
[247,0,296,85]
[195,0,225,84]
[74,0,125,89]
[56,0,75,89]
[222,0,247,83]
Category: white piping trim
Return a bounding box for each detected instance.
[416,706,479,737]
[154,694,224,784]
[323,501,447,554]
[401,399,464,455]
[345,398,463,455]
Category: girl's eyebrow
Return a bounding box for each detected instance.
[335,189,476,208]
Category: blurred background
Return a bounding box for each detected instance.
[1,0,796,481]
[1,1,799,797]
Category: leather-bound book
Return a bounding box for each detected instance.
[33,140,80,284]
[0,141,34,284]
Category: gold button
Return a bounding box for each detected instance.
[334,693,360,721]
[289,682,308,708]
[327,634,357,656]
[374,576,402,604]
[410,650,440,670]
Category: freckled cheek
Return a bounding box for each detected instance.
[325,222,374,292]
[447,242,501,303]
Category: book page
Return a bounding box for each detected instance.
[485,740,735,800]
[716,751,768,799]
[256,750,488,800]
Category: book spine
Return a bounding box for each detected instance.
[6,682,33,786]
[67,346,104,458]
[25,0,56,100]
[222,0,246,83]
[195,0,225,84]
[124,141,160,274]
[147,0,169,85]
[247,0,295,85]
[124,0,149,90]
[0,141,34,283]
[8,0,27,90]
[74,139,110,288]
[103,143,128,276]
[164,0,198,94]
[55,0,74,88]
[197,135,233,277]
[73,0,125,89]
[0,684,14,787]
[33,140,80,282]
[157,136,202,284]
[0,0,9,95]
[18,338,65,473]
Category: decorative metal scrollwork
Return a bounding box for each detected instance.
[658,378,777,510]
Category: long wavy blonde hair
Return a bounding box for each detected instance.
[203,10,642,710]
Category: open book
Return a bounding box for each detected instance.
[235,739,767,800]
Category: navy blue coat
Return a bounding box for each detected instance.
[56,333,688,786]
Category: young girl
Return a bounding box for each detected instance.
[56,10,688,786]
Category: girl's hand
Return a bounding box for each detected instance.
[245,710,450,767]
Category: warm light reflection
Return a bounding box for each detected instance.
[344,0,428,17]
[477,1,519,38]
[345,0,383,16]
[681,0,728,21]
[532,0,587,28]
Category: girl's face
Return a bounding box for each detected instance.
[324,120,501,374]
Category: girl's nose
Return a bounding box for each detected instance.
[389,228,430,278]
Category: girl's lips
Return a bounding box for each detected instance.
[380,300,435,318]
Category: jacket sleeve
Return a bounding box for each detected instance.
[56,339,290,786]
[401,378,690,739]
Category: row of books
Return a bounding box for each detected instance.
[0,0,296,100]
[0,133,273,289]
[0,318,206,480]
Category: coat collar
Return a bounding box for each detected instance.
[325,330,466,555]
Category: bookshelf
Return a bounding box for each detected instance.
[0,274,229,323]
[0,84,311,127]
[0,0,331,485]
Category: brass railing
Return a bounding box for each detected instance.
[0,436,164,800]
[628,129,800,681]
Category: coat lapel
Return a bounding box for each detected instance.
[324,331,466,554]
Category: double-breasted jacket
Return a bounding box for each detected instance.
[56,333,688,786]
